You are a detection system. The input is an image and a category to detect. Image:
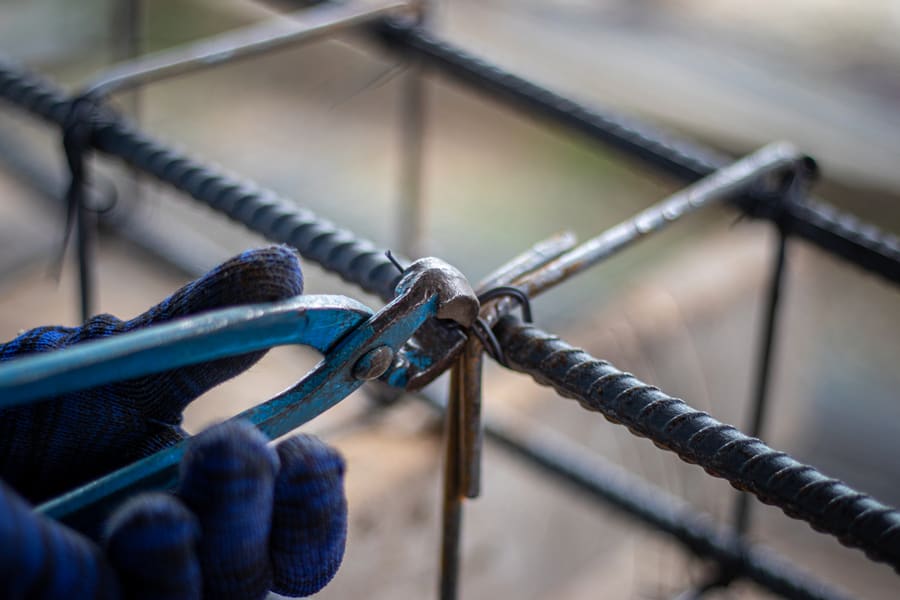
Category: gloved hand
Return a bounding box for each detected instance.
[0,246,347,599]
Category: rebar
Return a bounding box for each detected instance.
[735,228,790,534]
[84,1,410,98]
[417,389,851,600]
[506,142,805,299]
[494,316,900,571]
[2,33,900,595]
[0,58,403,300]
[375,22,900,286]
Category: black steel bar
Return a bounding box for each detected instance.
[0,57,402,301]
[735,228,790,534]
[60,95,98,322]
[418,390,850,600]
[493,316,900,571]
[678,228,792,600]
[374,22,900,286]
[75,189,94,320]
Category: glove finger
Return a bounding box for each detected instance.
[0,245,303,412]
[176,420,277,600]
[126,245,304,421]
[0,246,301,502]
[104,493,201,600]
[0,480,119,599]
[271,434,347,597]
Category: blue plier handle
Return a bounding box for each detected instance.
[0,258,478,527]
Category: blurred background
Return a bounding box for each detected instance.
[0,0,898,597]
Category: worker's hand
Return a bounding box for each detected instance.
[0,246,347,597]
[0,245,305,502]
[0,419,347,599]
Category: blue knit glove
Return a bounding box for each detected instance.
[0,420,347,599]
[0,246,347,598]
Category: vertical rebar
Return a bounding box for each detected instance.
[111,0,143,203]
[72,0,143,323]
[439,333,484,599]
[397,1,429,257]
[459,337,484,498]
[111,0,142,98]
[75,192,94,321]
[733,226,789,533]
[675,226,790,599]
[439,356,463,600]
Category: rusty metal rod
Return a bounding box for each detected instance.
[476,231,578,292]
[479,144,807,327]
[511,142,805,299]
[439,355,465,600]
[458,337,484,499]
[83,0,410,98]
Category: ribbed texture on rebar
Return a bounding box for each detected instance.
[495,316,900,571]
[0,58,401,301]
[3,51,899,284]
[376,23,900,284]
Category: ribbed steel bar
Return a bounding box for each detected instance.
[493,316,900,571]
[374,22,900,286]
[0,57,402,301]
[483,410,849,600]
[416,389,849,600]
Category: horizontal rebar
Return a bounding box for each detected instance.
[494,316,900,572]
[0,57,402,301]
[511,142,804,299]
[375,22,900,286]
[417,390,850,600]
[84,0,410,98]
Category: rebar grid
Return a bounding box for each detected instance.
[1,11,899,598]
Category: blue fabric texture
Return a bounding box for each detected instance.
[0,246,348,598]
[178,420,278,599]
[104,493,201,600]
[271,434,347,596]
[0,245,304,502]
[0,480,119,599]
